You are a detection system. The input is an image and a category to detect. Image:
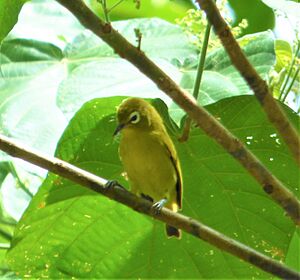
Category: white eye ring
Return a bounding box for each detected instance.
[129,111,140,124]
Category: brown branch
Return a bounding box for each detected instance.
[0,135,299,279]
[195,0,300,166]
[54,0,300,225]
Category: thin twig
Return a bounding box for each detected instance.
[107,0,124,13]
[134,28,142,50]
[180,16,212,142]
[98,0,110,23]
[0,135,298,279]
[282,66,300,103]
[55,0,300,225]
[178,117,192,142]
[279,40,300,101]
[195,0,300,166]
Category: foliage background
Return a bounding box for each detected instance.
[0,0,299,278]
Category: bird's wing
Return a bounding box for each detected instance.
[163,139,183,209]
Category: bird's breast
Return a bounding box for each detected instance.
[119,129,177,201]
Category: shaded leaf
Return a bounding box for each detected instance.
[228,0,275,35]
[6,96,299,278]
[0,0,27,43]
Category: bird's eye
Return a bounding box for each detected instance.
[129,111,140,124]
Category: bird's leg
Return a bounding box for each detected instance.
[104,180,126,191]
[152,198,167,214]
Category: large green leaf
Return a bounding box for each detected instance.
[6,96,299,278]
[171,31,276,124]
[0,37,67,240]
[0,39,67,157]
[2,17,196,125]
[57,18,197,118]
[0,0,27,43]
[7,0,83,48]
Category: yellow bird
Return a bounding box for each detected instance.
[114,97,183,238]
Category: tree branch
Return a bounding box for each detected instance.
[54,0,300,224]
[195,0,300,166]
[0,135,299,279]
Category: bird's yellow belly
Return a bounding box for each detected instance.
[119,131,177,202]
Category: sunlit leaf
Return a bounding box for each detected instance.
[171,31,276,124]
[262,0,300,17]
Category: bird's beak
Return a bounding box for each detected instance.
[113,123,125,136]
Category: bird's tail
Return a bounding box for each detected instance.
[166,225,181,239]
[165,202,181,238]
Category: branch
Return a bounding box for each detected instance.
[195,0,300,166]
[54,0,300,224]
[0,135,299,279]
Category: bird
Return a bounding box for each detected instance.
[113,97,183,238]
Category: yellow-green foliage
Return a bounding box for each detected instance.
[176,1,248,51]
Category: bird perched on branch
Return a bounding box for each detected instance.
[114,97,183,238]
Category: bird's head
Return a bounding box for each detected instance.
[113,97,162,136]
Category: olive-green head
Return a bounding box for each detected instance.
[114,97,163,136]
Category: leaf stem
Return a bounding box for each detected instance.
[179,16,212,142]
[106,0,124,13]
[282,66,300,103]
[98,0,110,23]
[193,20,211,100]
[279,40,300,101]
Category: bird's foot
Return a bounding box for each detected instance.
[152,198,167,214]
[104,180,125,191]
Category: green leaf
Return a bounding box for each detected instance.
[0,39,67,156]
[8,0,83,48]
[0,163,16,277]
[171,31,276,124]
[1,39,63,62]
[57,18,197,117]
[87,0,194,23]
[274,39,292,73]
[228,0,275,35]
[285,230,300,271]
[0,0,27,43]
[7,96,299,278]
